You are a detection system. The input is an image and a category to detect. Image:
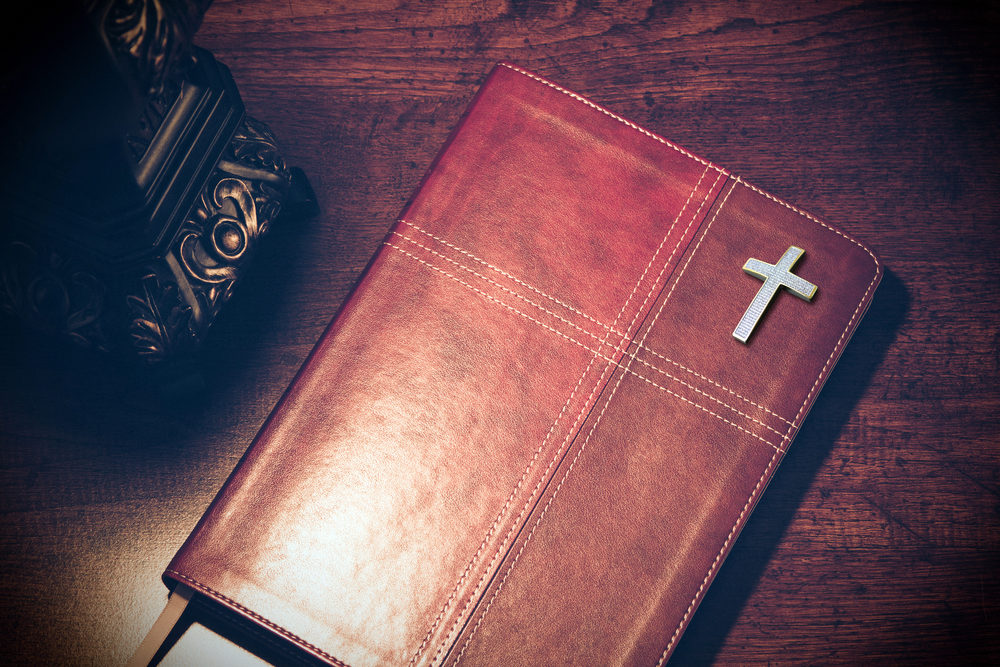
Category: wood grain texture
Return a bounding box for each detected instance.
[1,0,997,664]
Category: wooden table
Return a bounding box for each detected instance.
[1,1,997,663]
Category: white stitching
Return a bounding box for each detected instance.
[394,224,786,437]
[618,364,780,450]
[454,163,733,664]
[499,63,718,170]
[400,220,613,334]
[739,179,880,271]
[398,219,792,426]
[657,177,736,323]
[411,165,712,664]
[454,164,729,666]
[384,243,598,357]
[619,175,788,440]
[387,241,781,450]
[406,333,603,665]
[654,179,882,665]
[435,164,714,665]
[164,570,351,667]
[390,231,608,346]
[637,346,792,426]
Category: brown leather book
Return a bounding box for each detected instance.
[135,63,881,666]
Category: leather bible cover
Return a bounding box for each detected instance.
[164,63,881,665]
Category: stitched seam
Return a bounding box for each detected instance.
[604,179,791,449]
[431,164,714,665]
[454,165,724,664]
[739,179,880,269]
[393,228,783,437]
[625,179,786,442]
[390,242,781,450]
[399,221,790,425]
[388,242,779,449]
[196,596,324,666]
[630,355,785,436]
[391,231,608,346]
[625,179,783,447]
[385,243,607,368]
[623,363,780,450]
[400,220,613,334]
[440,347,615,665]
[407,345,602,665]
[636,346,792,425]
[499,63,716,169]
[656,178,736,326]
[618,175,786,440]
[454,350,632,666]
[164,570,351,667]
[654,178,882,666]
[399,227,789,427]
[426,166,710,663]
[454,165,718,665]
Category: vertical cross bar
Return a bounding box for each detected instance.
[733,246,817,343]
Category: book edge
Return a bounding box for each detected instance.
[160,63,886,667]
[653,179,883,663]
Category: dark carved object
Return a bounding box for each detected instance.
[0,0,310,373]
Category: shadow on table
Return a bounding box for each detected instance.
[669,267,909,664]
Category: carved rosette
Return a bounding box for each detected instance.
[0,2,297,373]
[150,115,290,354]
[1,116,291,367]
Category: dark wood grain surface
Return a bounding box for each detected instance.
[2,1,998,664]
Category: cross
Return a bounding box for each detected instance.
[733,245,817,343]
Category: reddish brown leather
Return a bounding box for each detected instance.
[164,63,881,666]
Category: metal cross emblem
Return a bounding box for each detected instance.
[733,246,817,343]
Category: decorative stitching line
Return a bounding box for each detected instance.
[618,364,782,450]
[498,65,881,431]
[615,174,788,441]
[429,164,714,666]
[407,342,604,666]
[392,227,786,438]
[164,569,351,667]
[400,220,612,335]
[453,164,729,666]
[453,162,736,665]
[387,241,781,450]
[739,179,880,271]
[637,346,792,426]
[499,63,718,170]
[398,219,792,427]
[390,231,608,347]
[656,178,737,328]
[653,179,882,665]
[622,178,788,444]
[195,592,325,666]
[384,242,601,369]
[629,355,785,439]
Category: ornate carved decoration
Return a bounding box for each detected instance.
[177,177,260,321]
[0,4,301,373]
[99,0,207,97]
[164,116,290,334]
[127,273,193,363]
[230,116,288,176]
[0,241,109,350]
[0,115,292,368]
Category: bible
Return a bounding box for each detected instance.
[132,63,881,665]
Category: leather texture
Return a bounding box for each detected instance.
[164,63,882,666]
